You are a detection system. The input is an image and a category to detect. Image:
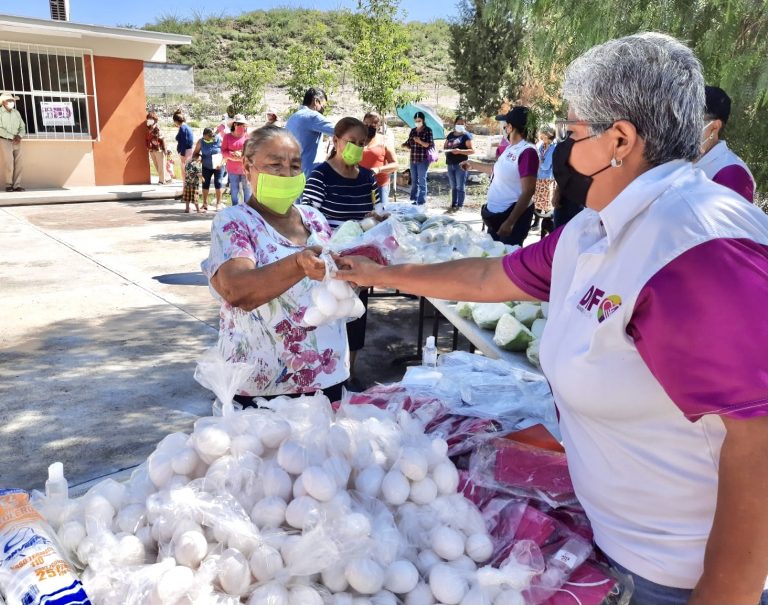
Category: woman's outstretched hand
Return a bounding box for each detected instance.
[296,246,327,281]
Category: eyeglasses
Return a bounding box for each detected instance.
[554,119,620,143]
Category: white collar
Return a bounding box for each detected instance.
[598,160,691,245]
[694,140,728,170]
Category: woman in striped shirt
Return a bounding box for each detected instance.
[301,117,379,387]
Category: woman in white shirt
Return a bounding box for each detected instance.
[462,106,538,246]
[202,126,349,404]
[339,33,768,605]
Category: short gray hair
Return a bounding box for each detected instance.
[562,32,704,165]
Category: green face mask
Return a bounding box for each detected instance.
[341,141,364,166]
[255,172,306,214]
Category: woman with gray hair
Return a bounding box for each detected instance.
[338,32,768,605]
[202,126,350,404]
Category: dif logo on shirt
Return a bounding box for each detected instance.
[578,286,622,323]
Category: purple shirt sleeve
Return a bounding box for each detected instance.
[713,165,754,203]
[628,238,768,421]
[501,227,563,301]
[518,147,539,179]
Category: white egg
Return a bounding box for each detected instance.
[336,296,357,318]
[251,496,287,527]
[262,463,293,500]
[247,583,289,605]
[416,549,442,575]
[249,543,284,582]
[345,558,385,595]
[405,583,436,605]
[88,479,127,511]
[333,594,355,605]
[135,525,156,554]
[460,586,495,605]
[429,563,468,605]
[174,530,208,569]
[339,512,372,539]
[384,559,419,594]
[372,591,398,605]
[289,585,323,605]
[277,440,309,475]
[322,563,349,592]
[303,306,328,327]
[217,548,252,596]
[450,555,477,572]
[399,447,429,481]
[115,503,146,534]
[327,278,353,299]
[156,565,194,602]
[170,447,200,476]
[465,534,494,563]
[117,534,146,566]
[432,526,465,561]
[293,475,308,498]
[84,495,116,527]
[323,456,352,488]
[432,462,460,495]
[350,296,366,317]
[381,470,410,505]
[354,465,386,497]
[428,438,449,466]
[231,433,264,458]
[410,477,438,504]
[194,426,231,462]
[312,286,339,317]
[301,466,337,502]
[259,418,292,449]
[285,495,320,529]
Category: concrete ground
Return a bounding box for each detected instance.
[0,196,457,493]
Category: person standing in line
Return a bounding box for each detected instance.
[173,110,195,182]
[193,127,224,211]
[0,92,25,192]
[696,85,756,203]
[285,88,336,177]
[531,126,557,232]
[145,112,168,185]
[443,115,474,212]
[402,111,434,206]
[463,106,539,246]
[360,111,398,206]
[222,114,252,206]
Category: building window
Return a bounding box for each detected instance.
[0,42,98,141]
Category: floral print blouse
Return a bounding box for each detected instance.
[202,204,349,396]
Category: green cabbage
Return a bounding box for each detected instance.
[493,313,534,351]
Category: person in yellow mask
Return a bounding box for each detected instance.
[201,125,350,404]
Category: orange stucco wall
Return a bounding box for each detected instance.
[91,56,149,185]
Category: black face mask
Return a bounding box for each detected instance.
[552,136,612,206]
[367,126,377,140]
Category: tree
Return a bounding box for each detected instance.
[226,59,277,117]
[285,42,338,105]
[498,0,768,189]
[349,0,419,114]
[448,0,525,119]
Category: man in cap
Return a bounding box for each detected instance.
[696,85,755,203]
[285,87,336,178]
[0,92,25,192]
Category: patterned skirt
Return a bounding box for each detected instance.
[182,184,199,202]
[533,178,555,213]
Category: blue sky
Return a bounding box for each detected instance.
[7,0,456,26]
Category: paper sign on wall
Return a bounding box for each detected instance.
[41,101,74,126]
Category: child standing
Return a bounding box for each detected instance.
[182,158,202,213]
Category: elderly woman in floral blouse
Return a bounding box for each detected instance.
[202,125,349,404]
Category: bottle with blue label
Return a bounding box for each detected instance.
[0,488,91,605]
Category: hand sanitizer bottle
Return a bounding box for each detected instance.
[422,335,437,367]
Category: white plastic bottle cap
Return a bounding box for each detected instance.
[48,462,64,481]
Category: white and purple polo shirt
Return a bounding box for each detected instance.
[503,160,768,588]
[695,140,756,203]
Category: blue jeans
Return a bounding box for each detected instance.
[446,163,468,208]
[409,161,429,205]
[229,172,252,206]
[607,556,768,605]
[378,183,390,206]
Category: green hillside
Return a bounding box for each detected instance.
[145,9,452,94]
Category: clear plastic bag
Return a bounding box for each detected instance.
[194,346,252,416]
[330,217,409,266]
[301,251,365,328]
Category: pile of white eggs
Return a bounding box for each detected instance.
[39,394,536,605]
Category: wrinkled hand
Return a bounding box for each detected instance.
[295,246,326,281]
[497,221,514,239]
[333,254,384,288]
